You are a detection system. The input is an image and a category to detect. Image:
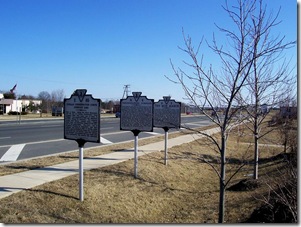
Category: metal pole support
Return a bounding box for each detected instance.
[79,146,84,201]
[132,130,140,178]
[77,139,86,201]
[163,127,169,165]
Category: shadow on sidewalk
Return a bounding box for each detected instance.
[36,167,78,172]
[84,157,121,161]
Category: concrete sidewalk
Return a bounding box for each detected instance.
[0,127,219,200]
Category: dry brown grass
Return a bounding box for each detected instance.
[0,120,289,224]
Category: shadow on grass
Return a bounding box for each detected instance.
[0,187,78,200]
[197,152,289,166]
[138,176,201,194]
[58,155,78,159]
[91,165,205,195]
[25,188,78,200]
[90,167,133,178]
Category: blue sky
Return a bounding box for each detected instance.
[0,0,297,103]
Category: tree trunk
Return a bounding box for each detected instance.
[218,135,226,223]
[253,108,259,179]
[253,37,259,180]
[253,132,259,179]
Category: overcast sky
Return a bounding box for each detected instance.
[0,0,297,103]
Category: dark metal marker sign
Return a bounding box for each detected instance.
[120,91,154,179]
[64,89,100,201]
[153,96,181,129]
[64,89,100,144]
[120,92,154,132]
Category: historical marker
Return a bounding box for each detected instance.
[120,92,154,133]
[154,96,181,165]
[63,89,100,201]
[64,89,100,145]
[119,92,154,178]
[153,96,181,129]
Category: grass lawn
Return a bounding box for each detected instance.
[0,119,295,223]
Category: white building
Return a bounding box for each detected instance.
[0,94,42,114]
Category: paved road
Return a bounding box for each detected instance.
[0,115,212,163]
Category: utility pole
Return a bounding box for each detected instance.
[122,84,130,99]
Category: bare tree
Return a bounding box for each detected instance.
[51,89,65,107]
[236,0,296,180]
[38,91,51,114]
[167,0,294,223]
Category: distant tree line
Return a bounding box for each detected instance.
[1,88,122,114]
[100,99,119,113]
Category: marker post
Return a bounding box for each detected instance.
[64,89,100,201]
[132,130,140,178]
[153,96,181,165]
[79,146,84,201]
[77,139,86,201]
[120,92,154,178]
[163,127,169,165]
